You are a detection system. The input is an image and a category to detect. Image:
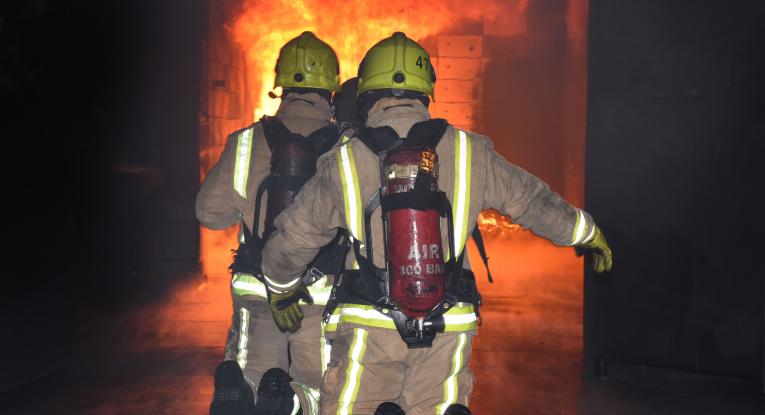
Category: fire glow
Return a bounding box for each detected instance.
[232,0,509,119]
[196,2,588,412]
[230,0,525,236]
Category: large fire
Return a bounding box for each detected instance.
[201,0,532,275]
[232,0,506,119]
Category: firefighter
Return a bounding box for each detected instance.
[197,31,347,415]
[259,32,613,414]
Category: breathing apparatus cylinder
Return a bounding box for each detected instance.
[263,137,318,241]
[383,146,446,318]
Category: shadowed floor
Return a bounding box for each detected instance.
[1,232,763,414]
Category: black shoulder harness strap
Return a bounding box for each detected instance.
[471,226,493,283]
[261,115,341,156]
[260,115,292,151]
[230,116,346,281]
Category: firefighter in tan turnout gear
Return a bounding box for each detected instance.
[260,32,613,415]
[197,32,348,415]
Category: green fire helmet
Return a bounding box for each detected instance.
[274,31,340,92]
[357,32,436,98]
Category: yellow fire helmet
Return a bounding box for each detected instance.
[274,31,340,92]
[357,32,436,98]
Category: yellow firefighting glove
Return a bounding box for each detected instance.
[268,284,313,333]
[579,225,613,273]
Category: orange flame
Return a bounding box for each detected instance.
[478,209,523,238]
[232,0,501,120]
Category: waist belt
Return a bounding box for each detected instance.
[325,269,482,346]
[324,303,478,333]
[331,269,482,312]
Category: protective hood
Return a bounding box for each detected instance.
[365,97,430,138]
[275,92,333,136]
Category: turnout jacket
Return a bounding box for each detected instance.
[261,97,597,298]
[195,92,336,301]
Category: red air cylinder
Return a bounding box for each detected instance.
[383,147,446,318]
[264,137,317,240]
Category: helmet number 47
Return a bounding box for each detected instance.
[416,56,430,71]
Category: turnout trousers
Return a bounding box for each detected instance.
[320,323,474,415]
[224,297,327,412]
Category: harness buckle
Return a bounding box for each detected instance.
[390,310,445,348]
[302,267,325,286]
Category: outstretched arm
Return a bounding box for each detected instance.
[481,138,612,272]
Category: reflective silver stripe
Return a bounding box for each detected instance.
[325,303,478,332]
[290,394,300,415]
[337,138,362,270]
[234,128,253,198]
[307,277,332,305]
[311,291,331,305]
[582,224,597,244]
[232,277,268,298]
[338,142,362,240]
[306,387,320,415]
[452,130,472,256]
[321,322,331,376]
[233,273,331,304]
[293,383,320,415]
[263,274,301,293]
[337,328,368,415]
[236,307,250,369]
[437,332,468,414]
[571,209,588,245]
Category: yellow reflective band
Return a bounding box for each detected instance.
[232,273,268,298]
[337,328,368,415]
[232,273,331,305]
[326,305,397,331]
[337,139,363,242]
[320,321,331,376]
[236,307,250,369]
[233,128,253,198]
[307,278,333,305]
[437,332,468,414]
[325,304,478,333]
[337,137,363,270]
[452,130,472,257]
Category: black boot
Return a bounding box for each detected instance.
[253,368,299,415]
[444,403,472,415]
[374,402,406,415]
[210,361,256,415]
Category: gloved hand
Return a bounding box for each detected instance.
[268,284,313,333]
[577,225,613,273]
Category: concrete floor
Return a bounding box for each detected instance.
[1,232,763,414]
